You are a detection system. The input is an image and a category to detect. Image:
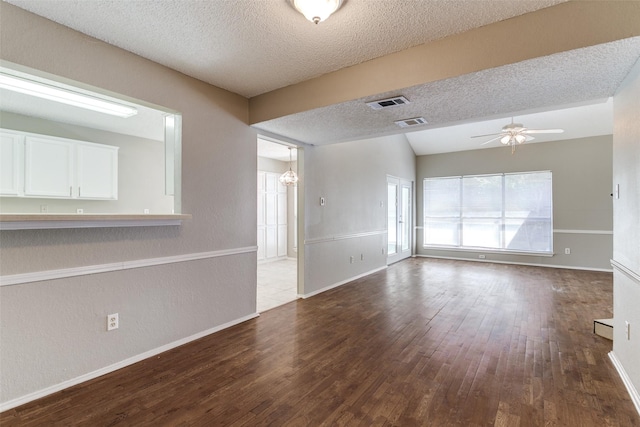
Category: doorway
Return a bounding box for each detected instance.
[257,137,299,312]
[387,176,412,264]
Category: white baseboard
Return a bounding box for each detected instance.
[0,313,259,413]
[609,351,640,417]
[302,266,387,299]
[414,254,613,272]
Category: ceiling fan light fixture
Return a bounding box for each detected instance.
[500,133,526,145]
[289,0,344,24]
[475,118,564,153]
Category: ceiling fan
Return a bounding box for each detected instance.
[472,118,564,153]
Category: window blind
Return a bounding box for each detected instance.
[423,171,552,253]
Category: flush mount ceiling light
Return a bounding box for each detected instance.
[279,147,299,186]
[288,0,345,24]
[0,71,138,118]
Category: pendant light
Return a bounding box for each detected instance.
[279,147,299,186]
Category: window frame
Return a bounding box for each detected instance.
[423,171,553,255]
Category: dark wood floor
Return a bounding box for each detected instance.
[2,258,638,426]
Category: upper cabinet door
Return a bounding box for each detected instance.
[12,130,119,201]
[24,136,74,198]
[0,131,24,196]
[77,143,118,200]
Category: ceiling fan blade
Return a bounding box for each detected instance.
[521,129,564,134]
[480,135,504,145]
[471,132,503,138]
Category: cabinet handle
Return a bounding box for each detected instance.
[79,187,81,197]
[70,186,72,197]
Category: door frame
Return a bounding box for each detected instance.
[386,175,413,265]
[256,136,304,299]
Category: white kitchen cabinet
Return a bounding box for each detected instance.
[25,136,75,198]
[77,142,118,199]
[1,128,119,200]
[0,130,24,196]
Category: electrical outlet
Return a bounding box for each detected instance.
[320,197,325,206]
[350,256,354,264]
[143,208,150,214]
[76,208,84,214]
[478,254,486,259]
[361,253,364,261]
[625,321,630,340]
[564,248,571,255]
[107,313,119,331]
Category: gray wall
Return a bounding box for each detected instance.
[416,136,613,270]
[0,3,256,405]
[612,57,640,398]
[303,134,416,295]
[257,156,298,258]
[0,111,173,214]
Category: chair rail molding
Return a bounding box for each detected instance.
[0,246,258,287]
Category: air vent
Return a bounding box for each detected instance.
[395,117,427,128]
[366,96,410,110]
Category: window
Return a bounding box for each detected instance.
[423,171,552,253]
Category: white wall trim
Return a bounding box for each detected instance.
[304,229,386,245]
[609,351,640,417]
[421,246,554,257]
[302,266,387,299]
[0,313,259,412]
[414,254,613,272]
[414,228,612,235]
[553,229,613,235]
[611,259,640,283]
[0,246,258,287]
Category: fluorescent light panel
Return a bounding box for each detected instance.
[0,73,137,118]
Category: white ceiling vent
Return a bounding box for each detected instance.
[395,117,427,128]
[366,96,410,110]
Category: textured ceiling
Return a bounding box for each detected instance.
[406,99,613,155]
[253,37,640,151]
[5,0,640,156]
[5,0,566,98]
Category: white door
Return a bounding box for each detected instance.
[277,186,287,257]
[387,176,412,264]
[257,171,287,261]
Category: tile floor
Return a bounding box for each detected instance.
[257,258,297,312]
